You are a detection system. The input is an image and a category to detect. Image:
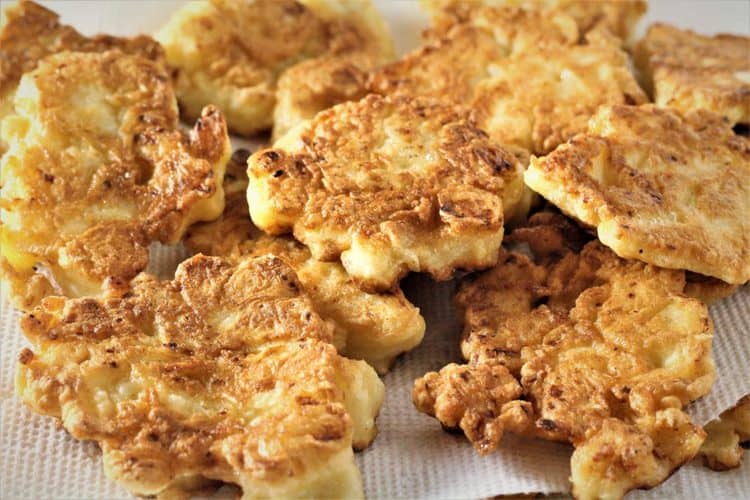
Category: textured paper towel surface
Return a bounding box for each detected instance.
[2,1,750,498]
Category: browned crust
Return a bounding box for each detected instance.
[414,213,715,498]
[248,94,523,290]
[0,0,163,97]
[635,23,750,125]
[1,50,230,310]
[16,254,370,496]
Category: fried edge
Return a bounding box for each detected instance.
[247,94,523,291]
[525,104,750,285]
[16,254,384,498]
[700,395,750,471]
[185,150,425,374]
[413,213,715,499]
[0,50,230,311]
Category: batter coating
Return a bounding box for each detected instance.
[525,104,750,284]
[17,254,384,499]
[636,23,750,126]
[247,94,526,291]
[0,0,163,153]
[186,151,425,373]
[156,0,393,138]
[414,217,715,499]
[369,5,579,105]
[700,395,750,471]
[421,0,646,41]
[472,29,647,155]
[0,50,231,310]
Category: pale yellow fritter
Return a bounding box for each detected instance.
[414,218,715,500]
[635,23,750,126]
[272,0,394,140]
[369,3,647,158]
[369,5,579,105]
[0,0,164,154]
[185,151,425,374]
[700,395,750,471]
[0,50,231,311]
[247,94,526,291]
[156,0,393,138]
[421,0,646,41]
[17,254,384,499]
[525,104,750,285]
[472,29,647,155]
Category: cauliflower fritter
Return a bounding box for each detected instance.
[684,273,740,305]
[414,215,715,499]
[635,23,750,126]
[0,0,163,153]
[247,94,526,291]
[185,150,425,374]
[370,5,646,157]
[472,30,647,155]
[369,5,579,105]
[421,0,646,41]
[0,50,231,310]
[700,395,750,471]
[17,254,384,499]
[155,0,393,138]
[525,104,750,285]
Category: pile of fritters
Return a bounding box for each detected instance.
[1,0,748,499]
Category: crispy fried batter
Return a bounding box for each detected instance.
[185,151,425,373]
[421,0,646,41]
[635,23,750,126]
[155,0,393,137]
[700,395,750,471]
[0,50,231,310]
[413,363,532,453]
[0,0,163,153]
[271,0,394,140]
[684,273,740,305]
[368,5,579,105]
[369,5,646,157]
[525,104,750,285]
[17,254,384,499]
[414,216,715,499]
[247,94,526,291]
[472,30,647,155]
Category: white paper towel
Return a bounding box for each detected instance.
[2,2,749,498]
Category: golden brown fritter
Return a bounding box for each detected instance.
[0,0,163,153]
[17,254,384,499]
[185,151,425,374]
[271,0,394,140]
[471,29,647,155]
[155,0,393,138]
[453,216,592,376]
[0,50,231,311]
[700,395,750,471]
[635,23,750,126]
[370,5,646,157]
[369,5,579,105]
[684,273,740,305]
[525,104,750,285]
[414,216,715,499]
[247,94,526,291]
[413,363,532,454]
[421,0,646,41]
